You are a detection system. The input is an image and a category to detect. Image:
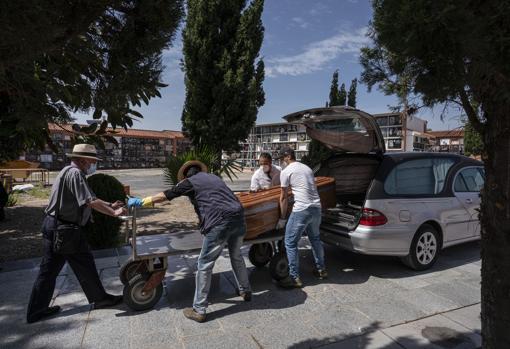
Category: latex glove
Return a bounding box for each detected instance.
[127,197,143,208]
[140,196,154,207]
[275,219,287,230]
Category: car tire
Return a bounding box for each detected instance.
[401,224,440,271]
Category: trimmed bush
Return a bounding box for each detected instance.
[84,173,126,249]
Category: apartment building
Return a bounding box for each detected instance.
[23,124,191,170]
[231,122,312,168]
[232,111,431,168]
[373,112,430,152]
[426,129,465,154]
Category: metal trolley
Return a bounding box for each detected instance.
[118,208,289,311]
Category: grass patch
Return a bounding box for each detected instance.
[10,184,51,204]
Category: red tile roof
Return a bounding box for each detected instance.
[427,129,464,139]
[48,123,185,139]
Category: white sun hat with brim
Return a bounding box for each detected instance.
[66,144,102,161]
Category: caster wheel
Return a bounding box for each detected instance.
[123,274,163,311]
[248,243,273,267]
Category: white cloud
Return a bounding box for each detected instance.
[266,27,369,78]
[309,3,330,16]
[291,17,310,29]
[162,41,184,79]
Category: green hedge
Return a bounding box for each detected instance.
[85,173,126,249]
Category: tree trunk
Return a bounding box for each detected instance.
[480,110,510,348]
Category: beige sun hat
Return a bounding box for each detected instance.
[66,144,102,161]
[177,160,208,181]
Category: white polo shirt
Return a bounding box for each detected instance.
[250,165,281,191]
[280,161,321,212]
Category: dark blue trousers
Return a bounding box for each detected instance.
[27,216,107,320]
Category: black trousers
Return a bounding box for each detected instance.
[27,216,107,319]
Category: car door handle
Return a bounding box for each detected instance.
[465,199,473,204]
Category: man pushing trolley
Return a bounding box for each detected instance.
[127,161,251,323]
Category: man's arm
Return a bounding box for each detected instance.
[89,199,125,217]
[128,179,194,208]
[279,187,289,219]
[249,172,260,192]
[69,170,125,217]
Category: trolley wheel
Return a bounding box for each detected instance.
[119,260,146,285]
[123,274,163,311]
[248,243,273,267]
[269,252,289,281]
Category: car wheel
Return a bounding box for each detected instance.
[401,224,440,271]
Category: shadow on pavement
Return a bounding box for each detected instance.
[287,321,481,349]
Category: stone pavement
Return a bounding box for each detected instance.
[0,240,481,349]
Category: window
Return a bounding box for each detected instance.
[384,158,456,195]
[388,115,402,126]
[387,127,402,137]
[376,116,388,127]
[313,117,366,132]
[387,139,402,149]
[454,167,485,192]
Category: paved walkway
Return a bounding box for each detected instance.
[0,240,481,349]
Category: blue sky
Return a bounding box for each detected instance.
[77,0,464,131]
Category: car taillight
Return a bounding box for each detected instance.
[359,208,387,226]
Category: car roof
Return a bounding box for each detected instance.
[383,152,483,165]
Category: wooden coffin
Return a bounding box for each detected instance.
[236,176,336,240]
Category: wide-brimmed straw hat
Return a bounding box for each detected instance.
[66,144,102,161]
[177,160,208,181]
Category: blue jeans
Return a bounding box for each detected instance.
[193,214,251,314]
[285,206,325,280]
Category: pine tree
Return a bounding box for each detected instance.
[181,0,265,156]
[0,0,184,161]
[347,78,357,108]
[338,83,347,106]
[363,1,510,345]
[464,120,483,156]
[329,70,340,106]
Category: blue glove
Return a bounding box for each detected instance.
[127,197,143,208]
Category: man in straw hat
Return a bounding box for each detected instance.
[128,160,251,323]
[27,144,127,323]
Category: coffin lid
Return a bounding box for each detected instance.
[283,106,386,154]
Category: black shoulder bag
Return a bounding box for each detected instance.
[52,167,86,254]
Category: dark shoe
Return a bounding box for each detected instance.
[27,306,61,324]
[314,269,328,279]
[183,307,206,323]
[277,276,303,289]
[94,294,123,309]
[238,290,252,302]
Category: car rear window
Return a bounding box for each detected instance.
[384,158,455,195]
[313,117,367,133]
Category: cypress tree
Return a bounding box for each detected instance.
[338,83,347,106]
[181,0,265,155]
[329,70,340,106]
[347,78,357,107]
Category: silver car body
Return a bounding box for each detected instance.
[284,106,483,259]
